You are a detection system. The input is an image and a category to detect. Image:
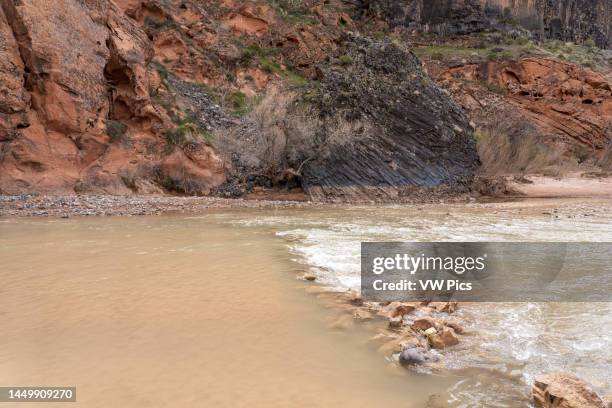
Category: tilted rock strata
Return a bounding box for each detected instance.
[301,37,479,201]
[435,57,612,150]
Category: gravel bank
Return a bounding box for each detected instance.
[0,195,314,218]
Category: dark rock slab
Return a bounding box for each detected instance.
[301,35,479,201]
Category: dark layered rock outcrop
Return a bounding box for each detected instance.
[301,36,479,201]
[220,36,479,202]
[356,0,611,48]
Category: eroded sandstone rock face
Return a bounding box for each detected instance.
[533,372,607,408]
[1,0,608,198]
[0,0,225,195]
[436,57,612,149]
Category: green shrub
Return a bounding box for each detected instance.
[582,59,594,68]
[515,37,529,46]
[286,72,308,87]
[164,127,189,145]
[226,91,249,117]
[487,52,499,61]
[431,52,444,61]
[483,81,507,95]
[522,42,537,52]
[338,55,353,66]
[260,57,282,74]
[165,113,211,146]
[240,45,261,67]
[144,16,176,32]
[164,125,211,146]
[584,38,596,49]
[151,61,168,81]
[106,120,128,142]
[152,94,174,112]
[268,0,311,22]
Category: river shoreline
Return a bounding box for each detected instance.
[0,194,317,217]
[3,173,611,218]
[2,192,611,219]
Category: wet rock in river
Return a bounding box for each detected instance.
[429,327,459,350]
[532,372,607,408]
[379,301,416,319]
[423,327,437,336]
[411,317,438,331]
[399,346,440,366]
[442,320,465,334]
[388,315,403,328]
[431,301,458,314]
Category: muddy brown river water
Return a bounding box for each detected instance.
[1,199,610,407]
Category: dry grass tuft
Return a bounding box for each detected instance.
[476,113,570,176]
[213,85,370,184]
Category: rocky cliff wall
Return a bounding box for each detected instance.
[0,0,225,195]
[0,0,609,199]
[358,0,611,48]
[0,0,481,199]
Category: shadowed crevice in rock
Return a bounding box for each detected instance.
[0,0,38,93]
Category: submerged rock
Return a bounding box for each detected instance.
[431,301,458,314]
[388,315,404,328]
[302,273,317,281]
[532,372,607,408]
[442,320,465,334]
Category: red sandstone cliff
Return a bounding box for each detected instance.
[0,0,610,197]
[0,0,225,195]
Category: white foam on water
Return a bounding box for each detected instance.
[224,206,612,403]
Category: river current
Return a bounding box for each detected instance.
[1,198,610,407]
